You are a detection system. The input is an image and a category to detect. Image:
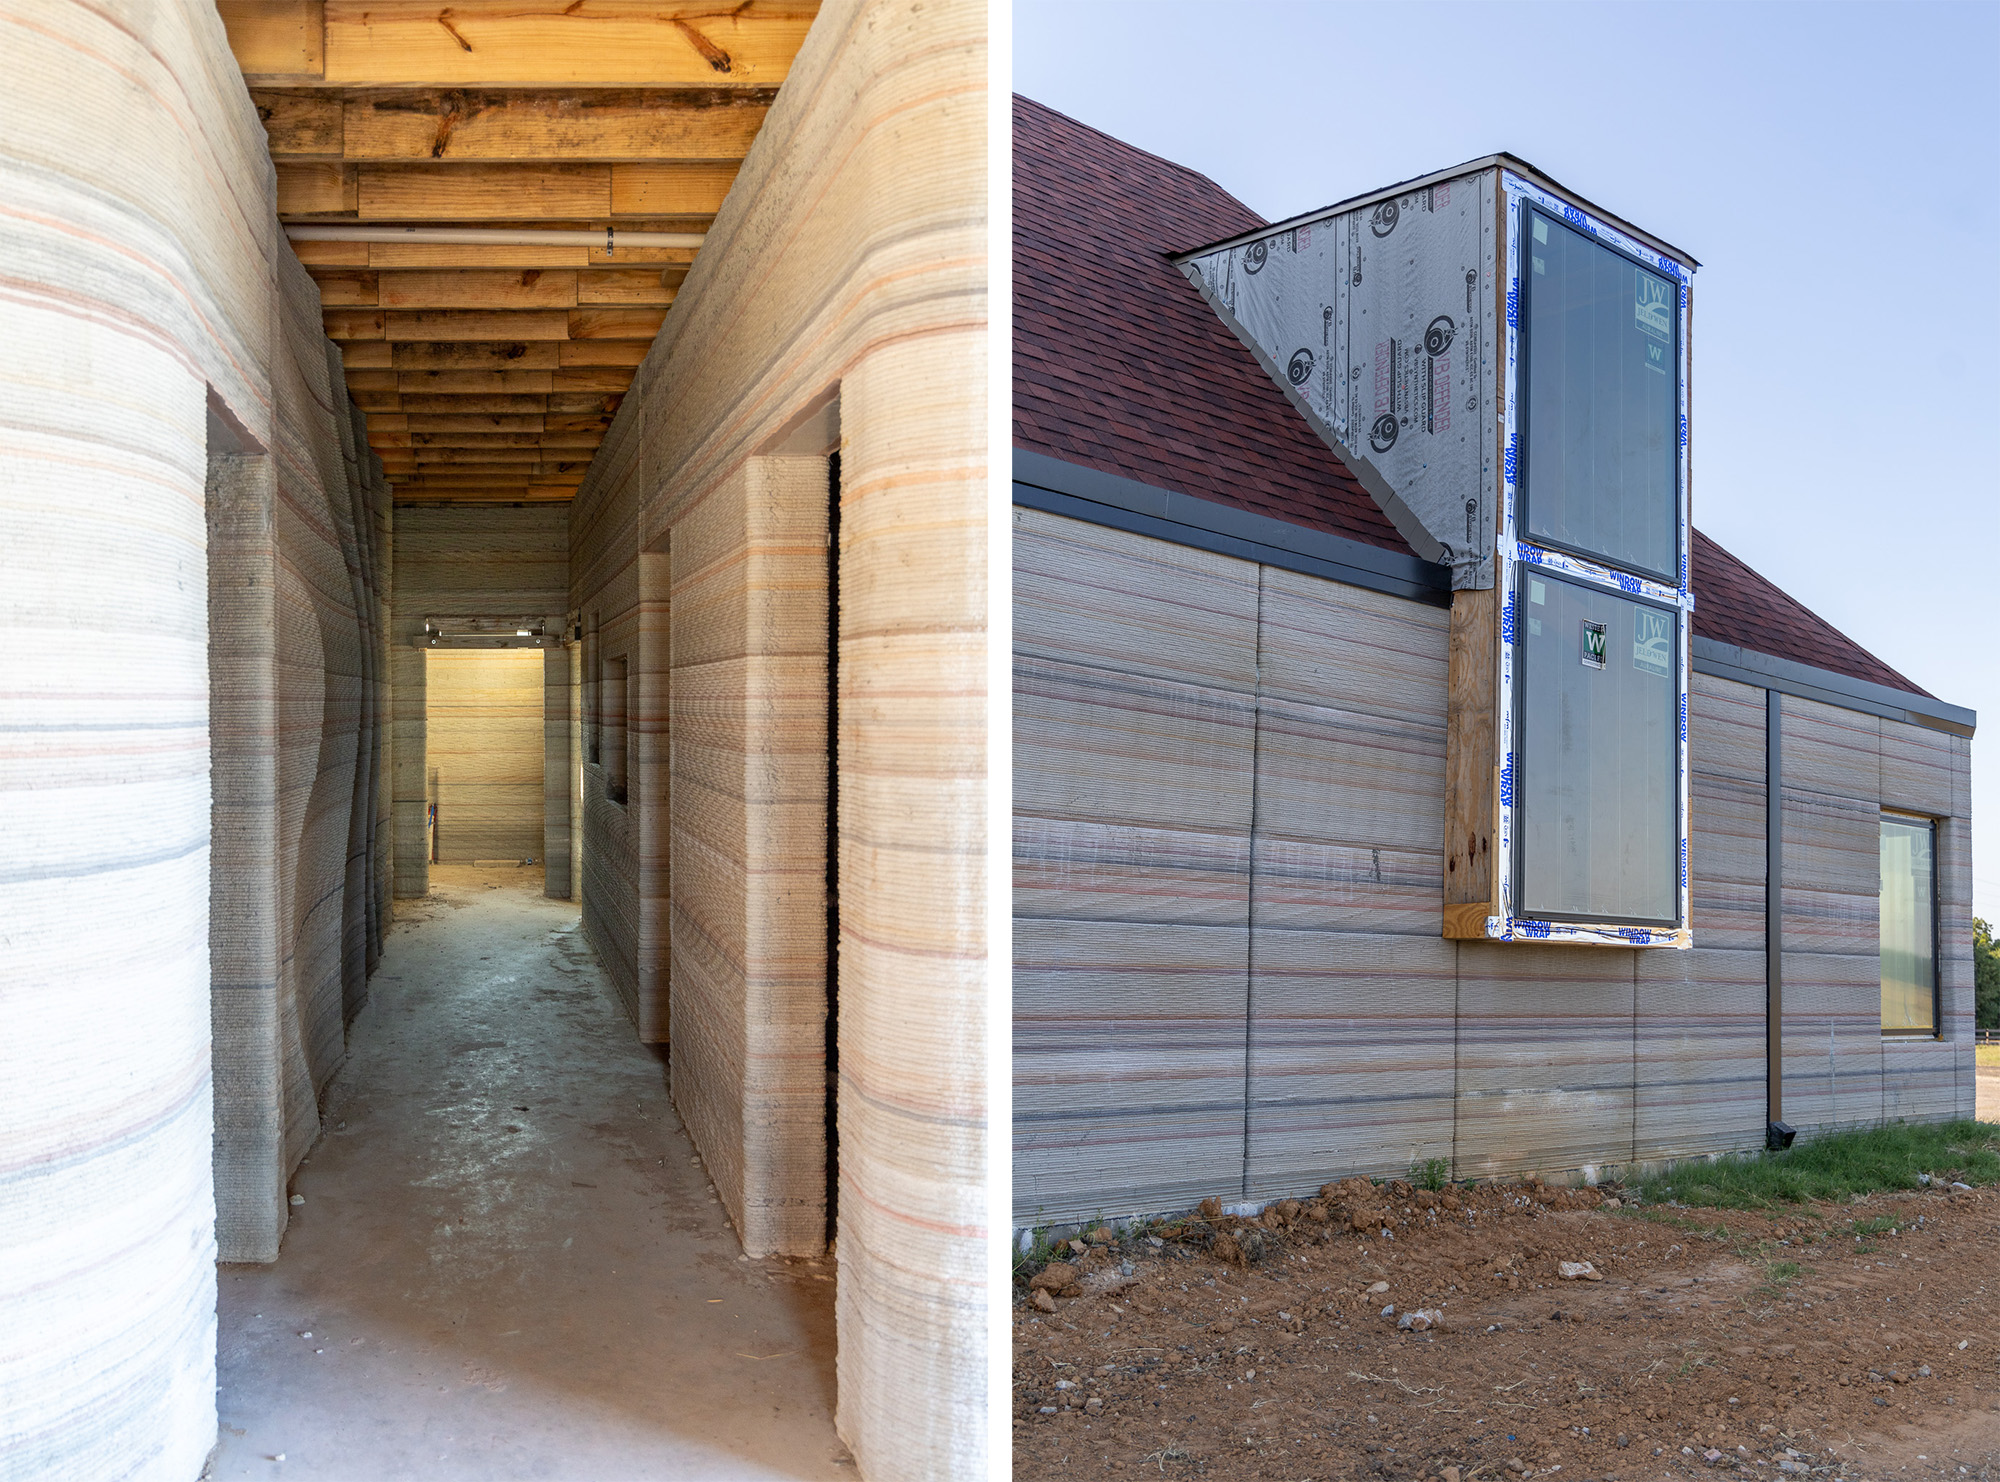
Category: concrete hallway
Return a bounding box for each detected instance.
[208,866,846,1481]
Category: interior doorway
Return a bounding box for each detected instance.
[424,648,547,872]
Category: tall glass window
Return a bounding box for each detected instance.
[1514,570,1678,924]
[1520,207,1680,581]
[1880,815,1936,1034]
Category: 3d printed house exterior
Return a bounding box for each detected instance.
[1011,96,1977,1230]
[0,5,987,1480]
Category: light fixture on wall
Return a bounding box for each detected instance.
[419,616,565,649]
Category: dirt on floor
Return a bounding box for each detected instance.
[1013,1178,2000,1481]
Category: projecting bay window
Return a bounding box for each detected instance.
[1879,814,1938,1036]
[1470,183,1691,945]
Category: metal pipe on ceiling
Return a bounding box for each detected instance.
[284,225,706,250]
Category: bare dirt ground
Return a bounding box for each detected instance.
[1014,1178,2000,1481]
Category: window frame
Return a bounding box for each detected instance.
[1878,809,1940,1039]
[1488,171,1693,948]
[1509,564,1682,929]
[1516,203,1684,587]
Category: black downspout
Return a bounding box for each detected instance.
[1766,690,1794,1151]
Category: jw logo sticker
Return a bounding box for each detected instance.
[1635,270,1672,342]
[1633,608,1672,677]
[1581,620,1608,670]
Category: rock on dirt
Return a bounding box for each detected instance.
[1014,1174,2000,1479]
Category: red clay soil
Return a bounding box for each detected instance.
[1013,1178,2000,1480]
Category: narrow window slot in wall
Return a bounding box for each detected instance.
[603,653,628,805]
[587,612,602,767]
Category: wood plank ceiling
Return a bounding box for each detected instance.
[219,0,816,503]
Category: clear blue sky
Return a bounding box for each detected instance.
[1015,0,2000,926]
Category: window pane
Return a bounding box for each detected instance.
[1879,817,1935,1033]
[1516,571,1677,923]
[1522,207,1678,579]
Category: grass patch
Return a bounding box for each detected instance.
[1630,1119,2000,1210]
[1409,1156,1452,1191]
[1977,1045,2000,1068]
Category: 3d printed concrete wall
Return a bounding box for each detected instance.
[1012,508,1975,1230]
[566,2,988,1477]
[0,0,390,1473]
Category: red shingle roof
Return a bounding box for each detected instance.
[1013,94,1928,700]
[1012,97,1410,553]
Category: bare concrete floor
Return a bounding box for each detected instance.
[208,865,847,1481]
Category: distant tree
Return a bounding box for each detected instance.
[1977,917,2000,1031]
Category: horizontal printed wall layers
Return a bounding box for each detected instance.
[564,3,989,1476]
[1,0,391,1470]
[668,461,825,1250]
[1014,503,1978,1231]
[1014,511,1257,1217]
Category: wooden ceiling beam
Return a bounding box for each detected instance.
[344,89,772,161]
[556,341,650,367]
[344,162,737,220]
[254,88,774,162]
[297,241,695,268]
[398,395,548,414]
[388,342,562,370]
[223,3,814,511]
[404,414,545,431]
[550,368,635,393]
[377,269,578,308]
[320,3,812,90]
[398,370,556,393]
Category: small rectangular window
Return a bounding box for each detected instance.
[586,612,602,766]
[1519,206,1680,581]
[1514,569,1678,925]
[1879,814,1936,1035]
[603,653,628,805]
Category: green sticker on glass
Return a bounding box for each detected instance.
[1581,620,1607,669]
[1633,608,1672,677]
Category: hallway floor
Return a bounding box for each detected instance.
[208,866,846,1481]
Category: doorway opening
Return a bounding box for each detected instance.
[424,647,548,880]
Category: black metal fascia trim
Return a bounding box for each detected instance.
[1692,637,1975,738]
[1012,448,1453,608]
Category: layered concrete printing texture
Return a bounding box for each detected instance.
[1012,508,1975,1227]
[0,0,389,1473]
[566,3,989,1475]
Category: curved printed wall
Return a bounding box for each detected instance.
[0,0,389,1473]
